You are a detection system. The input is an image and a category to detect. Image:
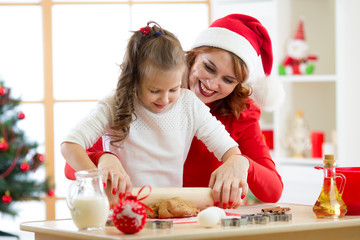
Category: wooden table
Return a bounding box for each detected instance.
[20,203,360,240]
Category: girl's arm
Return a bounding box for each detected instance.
[64,137,116,180]
[61,142,97,171]
[62,141,132,208]
[62,92,133,204]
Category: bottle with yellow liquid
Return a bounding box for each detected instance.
[313,154,347,218]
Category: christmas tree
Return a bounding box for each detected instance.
[0,80,53,216]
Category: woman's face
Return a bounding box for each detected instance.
[189,50,239,104]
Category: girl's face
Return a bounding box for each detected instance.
[189,50,239,104]
[139,66,183,113]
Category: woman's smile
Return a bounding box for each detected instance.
[199,81,216,96]
[189,50,238,104]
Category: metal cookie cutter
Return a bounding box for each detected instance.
[266,213,292,222]
[253,215,270,225]
[221,216,248,228]
[145,220,173,230]
[221,218,241,228]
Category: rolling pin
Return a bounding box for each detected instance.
[132,187,214,210]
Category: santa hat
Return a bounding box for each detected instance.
[295,17,305,40]
[192,14,284,112]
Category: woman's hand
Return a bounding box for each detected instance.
[209,154,249,209]
[98,153,133,208]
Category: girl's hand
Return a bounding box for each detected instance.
[98,153,133,208]
[209,154,249,209]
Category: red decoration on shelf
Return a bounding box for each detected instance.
[20,161,30,172]
[47,189,55,197]
[18,112,25,119]
[311,131,325,158]
[112,186,153,234]
[262,130,274,150]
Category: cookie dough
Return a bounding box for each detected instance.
[146,197,200,218]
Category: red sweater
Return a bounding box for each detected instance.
[65,100,283,203]
[183,100,283,202]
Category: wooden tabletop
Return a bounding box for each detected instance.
[20,203,360,240]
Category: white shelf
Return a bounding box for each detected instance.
[278,157,323,167]
[278,74,337,82]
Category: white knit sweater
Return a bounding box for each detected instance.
[63,89,238,187]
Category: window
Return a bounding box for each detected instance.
[0,0,209,233]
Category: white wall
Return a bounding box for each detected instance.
[337,0,360,167]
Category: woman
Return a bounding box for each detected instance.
[65,14,284,208]
[183,14,284,204]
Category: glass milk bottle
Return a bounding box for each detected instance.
[313,154,347,218]
[67,169,109,230]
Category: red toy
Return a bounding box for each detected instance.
[279,17,318,75]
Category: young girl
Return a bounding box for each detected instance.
[61,22,248,206]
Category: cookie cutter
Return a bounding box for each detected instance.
[145,220,173,230]
[221,216,248,228]
[256,212,292,223]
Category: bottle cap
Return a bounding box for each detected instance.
[324,154,335,168]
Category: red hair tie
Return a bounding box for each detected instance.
[140,26,151,35]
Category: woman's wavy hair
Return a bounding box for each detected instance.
[108,21,186,146]
[185,46,251,119]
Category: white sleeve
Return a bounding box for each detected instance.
[192,95,239,160]
[61,91,116,149]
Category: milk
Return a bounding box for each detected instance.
[70,196,109,230]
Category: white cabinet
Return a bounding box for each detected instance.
[210,0,360,204]
[272,0,337,162]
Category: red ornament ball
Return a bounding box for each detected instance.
[18,112,25,119]
[112,195,147,234]
[38,154,45,162]
[20,163,30,172]
[0,87,5,96]
[0,141,8,151]
[2,195,12,204]
[47,189,55,197]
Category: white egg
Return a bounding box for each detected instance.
[197,207,226,227]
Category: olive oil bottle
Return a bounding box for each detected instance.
[313,154,347,218]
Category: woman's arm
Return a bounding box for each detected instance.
[237,118,283,203]
[230,100,283,202]
[184,100,283,205]
[209,148,249,209]
[193,95,249,209]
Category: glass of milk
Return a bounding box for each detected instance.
[66,169,109,230]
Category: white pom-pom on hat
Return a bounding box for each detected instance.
[192,14,285,111]
[250,75,285,112]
